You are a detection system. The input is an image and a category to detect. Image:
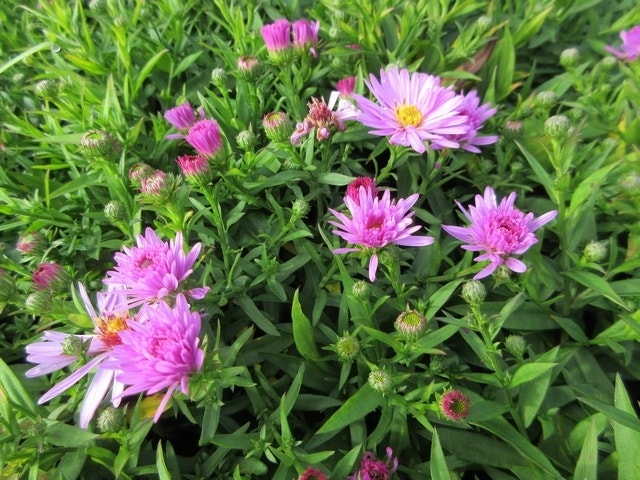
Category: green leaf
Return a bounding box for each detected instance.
[291,289,320,360]
[0,357,36,416]
[0,41,52,75]
[155,442,172,480]
[430,428,451,480]
[577,396,640,433]
[331,444,362,479]
[509,362,557,389]
[494,27,515,101]
[133,49,169,98]
[516,141,558,203]
[316,172,354,185]
[317,384,382,434]
[234,295,279,336]
[45,422,99,447]
[48,172,102,199]
[424,279,463,320]
[565,270,629,310]
[566,163,618,219]
[613,374,640,480]
[573,416,598,480]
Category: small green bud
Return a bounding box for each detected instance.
[595,56,617,74]
[262,112,292,143]
[510,161,524,174]
[503,120,523,140]
[34,79,59,99]
[582,240,607,263]
[394,309,427,340]
[504,335,527,359]
[351,280,370,300]
[61,335,89,357]
[559,48,580,69]
[368,368,393,394]
[475,15,492,33]
[88,0,110,16]
[236,129,257,151]
[544,115,571,140]
[429,356,446,375]
[104,200,126,223]
[620,172,640,194]
[536,91,557,109]
[461,280,486,306]
[493,264,512,284]
[25,291,53,313]
[96,406,126,433]
[210,67,227,86]
[291,198,310,219]
[80,130,121,160]
[335,334,360,362]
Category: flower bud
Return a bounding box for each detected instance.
[32,262,69,292]
[25,290,53,313]
[236,129,257,151]
[504,335,527,359]
[475,15,492,33]
[88,0,110,16]
[96,406,126,433]
[128,162,154,187]
[461,280,486,306]
[139,170,171,197]
[80,129,121,160]
[335,333,359,362]
[262,112,292,142]
[502,120,523,140]
[104,200,126,223]
[536,91,557,109]
[368,368,393,394]
[0,268,16,302]
[493,264,512,284]
[210,67,227,86]
[16,231,44,257]
[237,55,260,80]
[544,114,571,140]
[34,79,59,99]
[61,335,90,357]
[176,154,211,183]
[439,390,471,421]
[429,356,446,375]
[394,309,427,340]
[291,198,310,219]
[582,240,607,263]
[298,467,328,480]
[559,48,580,69]
[620,172,640,194]
[351,280,370,300]
[595,56,617,74]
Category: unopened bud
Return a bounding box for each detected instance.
[237,55,260,80]
[17,231,44,256]
[536,91,557,109]
[104,200,126,222]
[96,406,126,433]
[210,67,227,86]
[236,129,257,151]
[351,280,370,300]
[61,335,90,357]
[291,198,310,219]
[0,269,16,302]
[128,162,154,187]
[503,120,523,140]
[335,334,360,362]
[582,240,607,263]
[475,15,492,33]
[80,130,121,160]
[34,79,59,99]
[559,48,580,69]
[32,262,70,293]
[544,115,571,140]
[25,291,53,313]
[263,112,292,142]
[394,309,427,340]
[461,280,486,306]
[504,335,527,359]
[368,368,393,394]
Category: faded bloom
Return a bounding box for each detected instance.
[348,447,399,480]
[32,262,69,292]
[176,154,210,181]
[298,467,328,480]
[185,119,223,157]
[394,309,427,340]
[353,67,471,153]
[440,390,471,421]
[345,177,378,204]
[329,187,434,282]
[25,284,131,428]
[291,97,345,144]
[261,19,292,54]
[605,25,640,61]
[17,231,44,256]
[102,227,209,307]
[105,294,205,423]
[442,187,557,280]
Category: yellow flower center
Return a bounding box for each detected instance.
[97,312,130,348]
[395,104,422,127]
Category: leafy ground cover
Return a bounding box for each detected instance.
[1,0,640,478]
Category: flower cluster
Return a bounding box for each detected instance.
[25,229,208,428]
[261,18,320,58]
[354,67,498,153]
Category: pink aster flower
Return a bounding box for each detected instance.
[25,284,131,428]
[105,294,205,423]
[164,102,205,140]
[102,227,209,307]
[353,67,469,153]
[605,25,640,61]
[347,447,398,480]
[176,154,210,181]
[431,90,498,153]
[328,76,361,122]
[329,187,434,282]
[345,177,378,204]
[440,389,471,421]
[292,19,320,57]
[298,467,328,480]
[185,119,223,157]
[261,18,292,53]
[442,187,558,280]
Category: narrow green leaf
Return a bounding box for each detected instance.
[0,42,52,75]
[156,442,172,480]
[234,295,279,336]
[291,289,320,360]
[316,172,354,185]
[425,279,463,320]
[45,422,99,447]
[565,270,629,310]
[494,27,515,101]
[513,7,553,47]
[509,362,557,388]
[516,141,558,203]
[317,384,381,434]
[567,163,618,218]
[133,49,169,97]
[331,444,362,479]
[0,357,36,416]
[613,374,640,480]
[573,416,598,480]
[49,172,102,199]
[577,396,640,432]
[430,428,452,480]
